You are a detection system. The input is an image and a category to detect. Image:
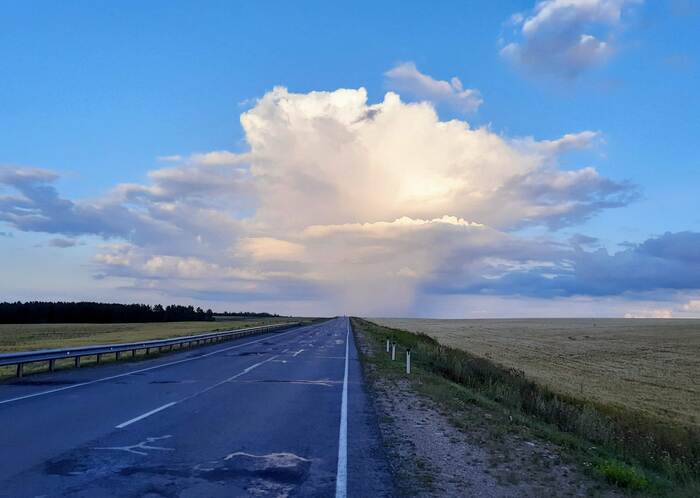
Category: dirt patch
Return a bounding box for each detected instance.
[355,326,623,498]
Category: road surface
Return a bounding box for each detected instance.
[0,317,393,497]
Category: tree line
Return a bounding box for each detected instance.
[0,301,276,324]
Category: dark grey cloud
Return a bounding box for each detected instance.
[494,168,638,229]
[47,237,79,248]
[427,231,700,298]
[569,233,600,247]
[0,167,154,240]
[0,166,240,257]
[637,231,700,263]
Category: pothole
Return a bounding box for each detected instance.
[203,452,311,485]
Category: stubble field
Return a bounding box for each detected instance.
[372,318,700,428]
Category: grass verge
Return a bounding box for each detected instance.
[353,317,700,497]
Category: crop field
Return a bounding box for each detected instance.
[372,318,700,428]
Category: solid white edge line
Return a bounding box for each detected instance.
[335,318,350,498]
[116,401,177,429]
[0,325,311,406]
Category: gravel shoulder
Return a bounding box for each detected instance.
[354,323,624,498]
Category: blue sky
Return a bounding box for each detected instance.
[1,1,699,317]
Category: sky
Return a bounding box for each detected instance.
[1,0,699,318]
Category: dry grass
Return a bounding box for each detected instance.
[372,318,700,428]
[357,318,700,494]
[0,317,298,353]
[0,318,303,379]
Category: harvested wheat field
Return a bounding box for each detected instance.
[372,318,700,428]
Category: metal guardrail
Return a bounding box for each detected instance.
[0,321,301,378]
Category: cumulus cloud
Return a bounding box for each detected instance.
[242,88,632,231]
[385,62,482,113]
[501,0,642,78]
[2,85,686,314]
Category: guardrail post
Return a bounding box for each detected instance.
[406,348,411,374]
[75,356,81,368]
[96,353,102,364]
[391,342,396,361]
[146,347,151,355]
[116,351,121,361]
[16,363,23,378]
[132,349,136,358]
[49,359,55,372]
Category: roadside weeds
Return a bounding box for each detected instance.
[352,317,699,497]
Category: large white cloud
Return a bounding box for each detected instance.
[241,87,630,231]
[0,85,669,314]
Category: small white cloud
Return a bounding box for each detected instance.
[681,299,700,312]
[385,62,482,113]
[624,308,673,318]
[157,155,183,162]
[501,0,642,78]
[303,216,483,238]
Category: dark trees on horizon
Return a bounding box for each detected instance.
[0,301,279,324]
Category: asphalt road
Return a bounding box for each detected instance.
[0,317,393,497]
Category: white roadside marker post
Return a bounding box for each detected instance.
[391,342,396,361]
[386,338,390,353]
[406,348,411,374]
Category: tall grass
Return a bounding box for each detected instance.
[355,318,700,488]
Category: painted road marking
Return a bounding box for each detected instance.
[94,435,175,455]
[292,349,304,357]
[116,404,177,429]
[0,326,312,407]
[335,318,350,498]
[115,355,280,429]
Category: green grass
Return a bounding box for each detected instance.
[353,317,700,497]
[597,460,650,491]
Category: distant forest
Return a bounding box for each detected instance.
[0,301,279,324]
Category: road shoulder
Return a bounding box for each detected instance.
[353,318,624,498]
